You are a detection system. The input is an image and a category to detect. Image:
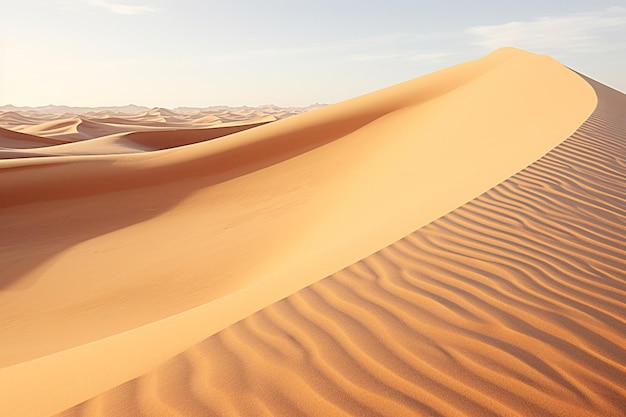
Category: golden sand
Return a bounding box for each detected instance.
[2,48,623,417]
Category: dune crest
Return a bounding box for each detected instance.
[73,75,626,417]
[0,48,604,417]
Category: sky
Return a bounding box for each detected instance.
[1,0,625,107]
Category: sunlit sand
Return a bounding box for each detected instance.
[1,47,624,417]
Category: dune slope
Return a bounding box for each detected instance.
[0,48,602,416]
[56,75,626,417]
[0,126,68,149]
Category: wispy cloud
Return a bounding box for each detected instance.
[347,51,451,63]
[347,53,403,62]
[468,7,626,52]
[186,30,461,64]
[86,0,163,15]
[407,52,452,62]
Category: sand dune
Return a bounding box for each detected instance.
[0,126,69,149]
[54,76,626,417]
[1,47,623,417]
[18,117,83,137]
[23,119,276,157]
[0,105,298,144]
[0,107,278,157]
[0,110,56,127]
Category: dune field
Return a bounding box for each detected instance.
[0,47,624,416]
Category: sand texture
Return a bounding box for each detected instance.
[0,105,308,158]
[1,47,624,416]
[50,75,626,417]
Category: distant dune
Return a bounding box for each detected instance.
[0,103,325,117]
[0,47,624,417]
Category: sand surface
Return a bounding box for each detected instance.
[1,47,623,416]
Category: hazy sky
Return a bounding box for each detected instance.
[1,0,625,107]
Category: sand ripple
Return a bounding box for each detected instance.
[56,78,626,417]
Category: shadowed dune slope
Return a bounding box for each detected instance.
[0,105,310,145]
[0,127,69,149]
[0,48,600,417]
[56,77,626,417]
[0,119,275,158]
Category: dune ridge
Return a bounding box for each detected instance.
[0,105,315,143]
[0,119,276,158]
[0,48,603,416]
[0,127,69,149]
[55,77,626,417]
[0,106,285,157]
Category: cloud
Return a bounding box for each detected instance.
[347,51,451,63]
[407,52,452,62]
[347,53,403,62]
[467,7,626,52]
[86,0,162,15]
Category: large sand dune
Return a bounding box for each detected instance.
[1,47,624,416]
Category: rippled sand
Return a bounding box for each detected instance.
[2,48,624,417]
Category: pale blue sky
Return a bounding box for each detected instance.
[1,0,625,107]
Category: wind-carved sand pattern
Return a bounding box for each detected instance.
[55,81,626,415]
